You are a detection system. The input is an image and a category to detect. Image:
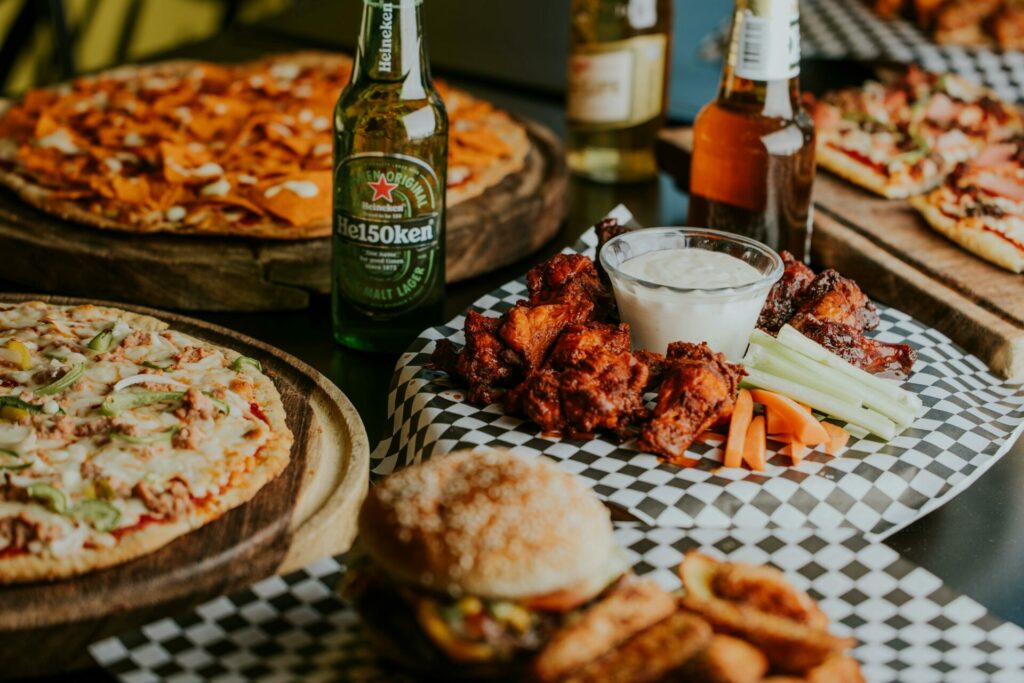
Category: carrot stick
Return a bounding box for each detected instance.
[781,440,808,464]
[821,421,850,456]
[743,415,767,471]
[724,389,753,468]
[765,408,789,437]
[749,390,829,445]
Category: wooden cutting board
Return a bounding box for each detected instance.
[657,127,1024,380]
[0,118,567,312]
[0,294,370,678]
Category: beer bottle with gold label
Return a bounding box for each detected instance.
[687,0,815,261]
[567,0,673,183]
[332,0,448,353]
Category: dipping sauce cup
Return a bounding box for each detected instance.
[599,228,784,360]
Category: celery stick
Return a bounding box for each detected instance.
[747,333,918,428]
[740,367,898,440]
[776,325,923,411]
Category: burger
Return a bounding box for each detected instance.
[342,449,680,681]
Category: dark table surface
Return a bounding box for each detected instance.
[8,7,1024,682]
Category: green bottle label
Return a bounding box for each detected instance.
[333,153,442,315]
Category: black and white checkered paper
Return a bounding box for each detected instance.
[372,227,1024,540]
[89,526,1024,683]
[702,0,1024,103]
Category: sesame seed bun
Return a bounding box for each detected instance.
[358,449,618,602]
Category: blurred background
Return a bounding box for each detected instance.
[0,0,727,122]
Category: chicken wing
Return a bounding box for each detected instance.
[757,251,816,334]
[546,322,631,371]
[431,311,523,405]
[527,253,615,320]
[788,270,880,332]
[507,349,651,439]
[639,344,745,463]
[499,302,594,372]
[793,315,917,379]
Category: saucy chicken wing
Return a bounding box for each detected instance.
[757,251,815,334]
[499,302,594,372]
[792,315,917,379]
[432,311,523,405]
[639,343,745,463]
[788,270,880,332]
[527,253,615,320]
[506,347,651,439]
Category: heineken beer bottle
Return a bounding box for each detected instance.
[332,0,448,352]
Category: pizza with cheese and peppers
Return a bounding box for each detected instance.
[910,139,1024,273]
[0,301,292,582]
[808,67,1023,199]
[0,52,529,239]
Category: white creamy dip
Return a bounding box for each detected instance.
[612,248,770,360]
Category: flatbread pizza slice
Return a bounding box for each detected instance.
[910,140,1024,273]
[808,67,1023,199]
[0,301,293,582]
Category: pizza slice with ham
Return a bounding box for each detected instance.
[910,138,1024,272]
[808,66,1023,199]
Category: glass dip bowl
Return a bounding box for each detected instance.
[599,227,784,360]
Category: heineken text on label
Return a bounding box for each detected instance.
[729,0,800,82]
[334,154,441,314]
[378,2,393,73]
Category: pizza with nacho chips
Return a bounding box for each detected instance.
[0,52,529,239]
[0,301,292,582]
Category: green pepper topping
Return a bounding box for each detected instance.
[0,449,29,471]
[230,356,262,373]
[141,361,172,371]
[208,396,231,415]
[35,363,85,396]
[100,390,184,416]
[71,499,121,533]
[27,482,68,514]
[87,327,114,352]
[0,396,42,414]
[111,427,179,445]
[100,389,229,417]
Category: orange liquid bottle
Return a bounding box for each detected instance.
[687,0,816,261]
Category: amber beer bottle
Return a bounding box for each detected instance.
[567,0,673,183]
[687,0,815,261]
[332,0,448,352]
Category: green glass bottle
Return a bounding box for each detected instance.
[332,0,448,353]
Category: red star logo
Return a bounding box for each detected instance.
[368,173,398,202]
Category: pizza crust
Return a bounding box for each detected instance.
[910,196,1024,274]
[0,302,294,583]
[816,140,940,199]
[447,116,530,205]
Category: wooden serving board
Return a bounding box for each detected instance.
[0,118,567,312]
[0,294,369,678]
[657,127,1024,380]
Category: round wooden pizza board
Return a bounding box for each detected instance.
[0,118,567,312]
[0,294,370,678]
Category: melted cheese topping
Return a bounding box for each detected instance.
[0,303,274,558]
